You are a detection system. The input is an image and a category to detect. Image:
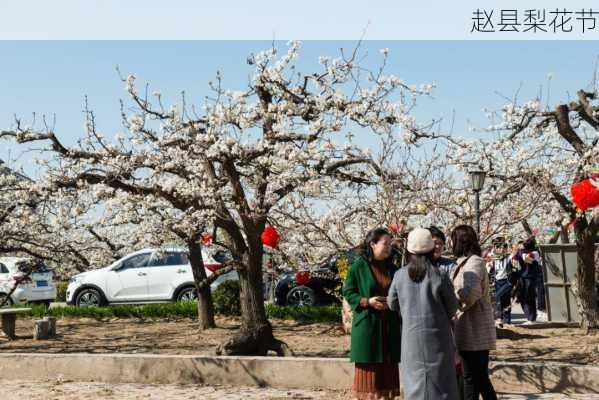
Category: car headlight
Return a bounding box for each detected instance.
[69,276,81,284]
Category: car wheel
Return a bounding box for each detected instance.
[177,286,198,302]
[75,288,104,307]
[286,285,316,306]
[0,293,13,306]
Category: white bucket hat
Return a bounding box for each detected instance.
[407,228,435,255]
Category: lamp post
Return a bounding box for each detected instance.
[469,169,486,236]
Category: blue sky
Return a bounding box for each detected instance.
[0,0,595,40]
[1,40,598,176]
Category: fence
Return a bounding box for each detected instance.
[539,244,598,323]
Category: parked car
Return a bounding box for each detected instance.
[66,248,238,307]
[0,257,56,306]
[273,253,345,306]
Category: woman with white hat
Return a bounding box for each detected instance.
[387,228,459,400]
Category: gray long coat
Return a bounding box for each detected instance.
[388,263,459,400]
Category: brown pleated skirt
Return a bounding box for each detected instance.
[352,362,400,400]
[352,315,400,400]
[352,265,400,400]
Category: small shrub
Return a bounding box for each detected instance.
[17,298,341,323]
[265,304,341,323]
[55,281,68,302]
[212,279,241,316]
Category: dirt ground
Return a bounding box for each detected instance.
[1,317,599,365]
[0,380,348,400]
[1,380,596,400]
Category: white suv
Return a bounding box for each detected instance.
[0,257,57,306]
[66,248,238,307]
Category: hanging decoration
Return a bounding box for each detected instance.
[261,225,280,249]
[571,177,599,212]
[388,223,404,233]
[201,233,213,246]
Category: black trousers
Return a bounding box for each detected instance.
[519,278,537,321]
[536,275,546,311]
[460,350,497,400]
[495,279,512,324]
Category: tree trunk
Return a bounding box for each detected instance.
[216,245,292,356]
[521,219,533,237]
[595,245,599,290]
[573,219,599,330]
[187,240,215,330]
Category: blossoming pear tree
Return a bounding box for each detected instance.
[274,130,548,270]
[1,41,437,353]
[0,161,148,276]
[447,88,599,329]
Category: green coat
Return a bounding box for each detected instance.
[342,256,401,363]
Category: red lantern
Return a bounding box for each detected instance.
[571,178,599,212]
[261,225,280,248]
[295,271,311,286]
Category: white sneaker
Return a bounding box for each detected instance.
[522,320,535,325]
[537,311,547,322]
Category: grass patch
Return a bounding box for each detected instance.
[265,304,341,323]
[14,302,341,323]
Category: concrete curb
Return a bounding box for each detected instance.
[0,353,598,394]
[489,361,599,394]
[0,353,354,390]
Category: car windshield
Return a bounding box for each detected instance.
[16,259,49,273]
[33,263,50,273]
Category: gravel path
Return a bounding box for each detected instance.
[1,380,598,400]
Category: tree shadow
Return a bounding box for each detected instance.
[496,327,546,341]
[492,363,599,394]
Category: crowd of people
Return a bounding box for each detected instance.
[485,236,545,326]
[342,225,546,400]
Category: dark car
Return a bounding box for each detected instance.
[274,251,359,306]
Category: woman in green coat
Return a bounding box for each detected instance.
[342,228,402,400]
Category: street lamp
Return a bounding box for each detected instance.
[468,169,486,236]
